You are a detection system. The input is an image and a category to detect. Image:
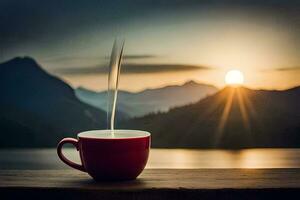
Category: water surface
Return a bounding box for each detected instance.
[0,148,299,169]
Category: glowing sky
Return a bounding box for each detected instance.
[1,0,299,91]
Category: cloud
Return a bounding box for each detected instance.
[2,0,298,52]
[43,56,100,63]
[43,54,158,63]
[122,63,210,73]
[106,54,158,60]
[53,63,212,75]
[274,66,300,71]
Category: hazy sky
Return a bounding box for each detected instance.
[1,0,299,91]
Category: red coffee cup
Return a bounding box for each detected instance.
[57,130,151,181]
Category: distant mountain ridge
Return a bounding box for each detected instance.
[1,56,299,149]
[75,81,218,117]
[0,57,106,148]
[121,86,300,148]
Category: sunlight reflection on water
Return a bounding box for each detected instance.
[147,149,300,168]
[0,148,300,169]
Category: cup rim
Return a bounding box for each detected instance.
[78,129,151,139]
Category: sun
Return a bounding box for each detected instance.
[225,70,244,86]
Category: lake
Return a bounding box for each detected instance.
[0,148,300,169]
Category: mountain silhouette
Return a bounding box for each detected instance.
[75,80,218,117]
[0,57,106,147]
[121,86,300,148]
[1,57,299,149]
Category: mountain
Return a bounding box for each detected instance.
[0,57,107,148]
[2,57,299,149]
[75,81,218,118]
[121,86,300,148]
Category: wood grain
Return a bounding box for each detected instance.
[1,169,300,199]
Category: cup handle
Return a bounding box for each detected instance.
[57,138,86,172]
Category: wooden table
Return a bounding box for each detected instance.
[1,169,300,199]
